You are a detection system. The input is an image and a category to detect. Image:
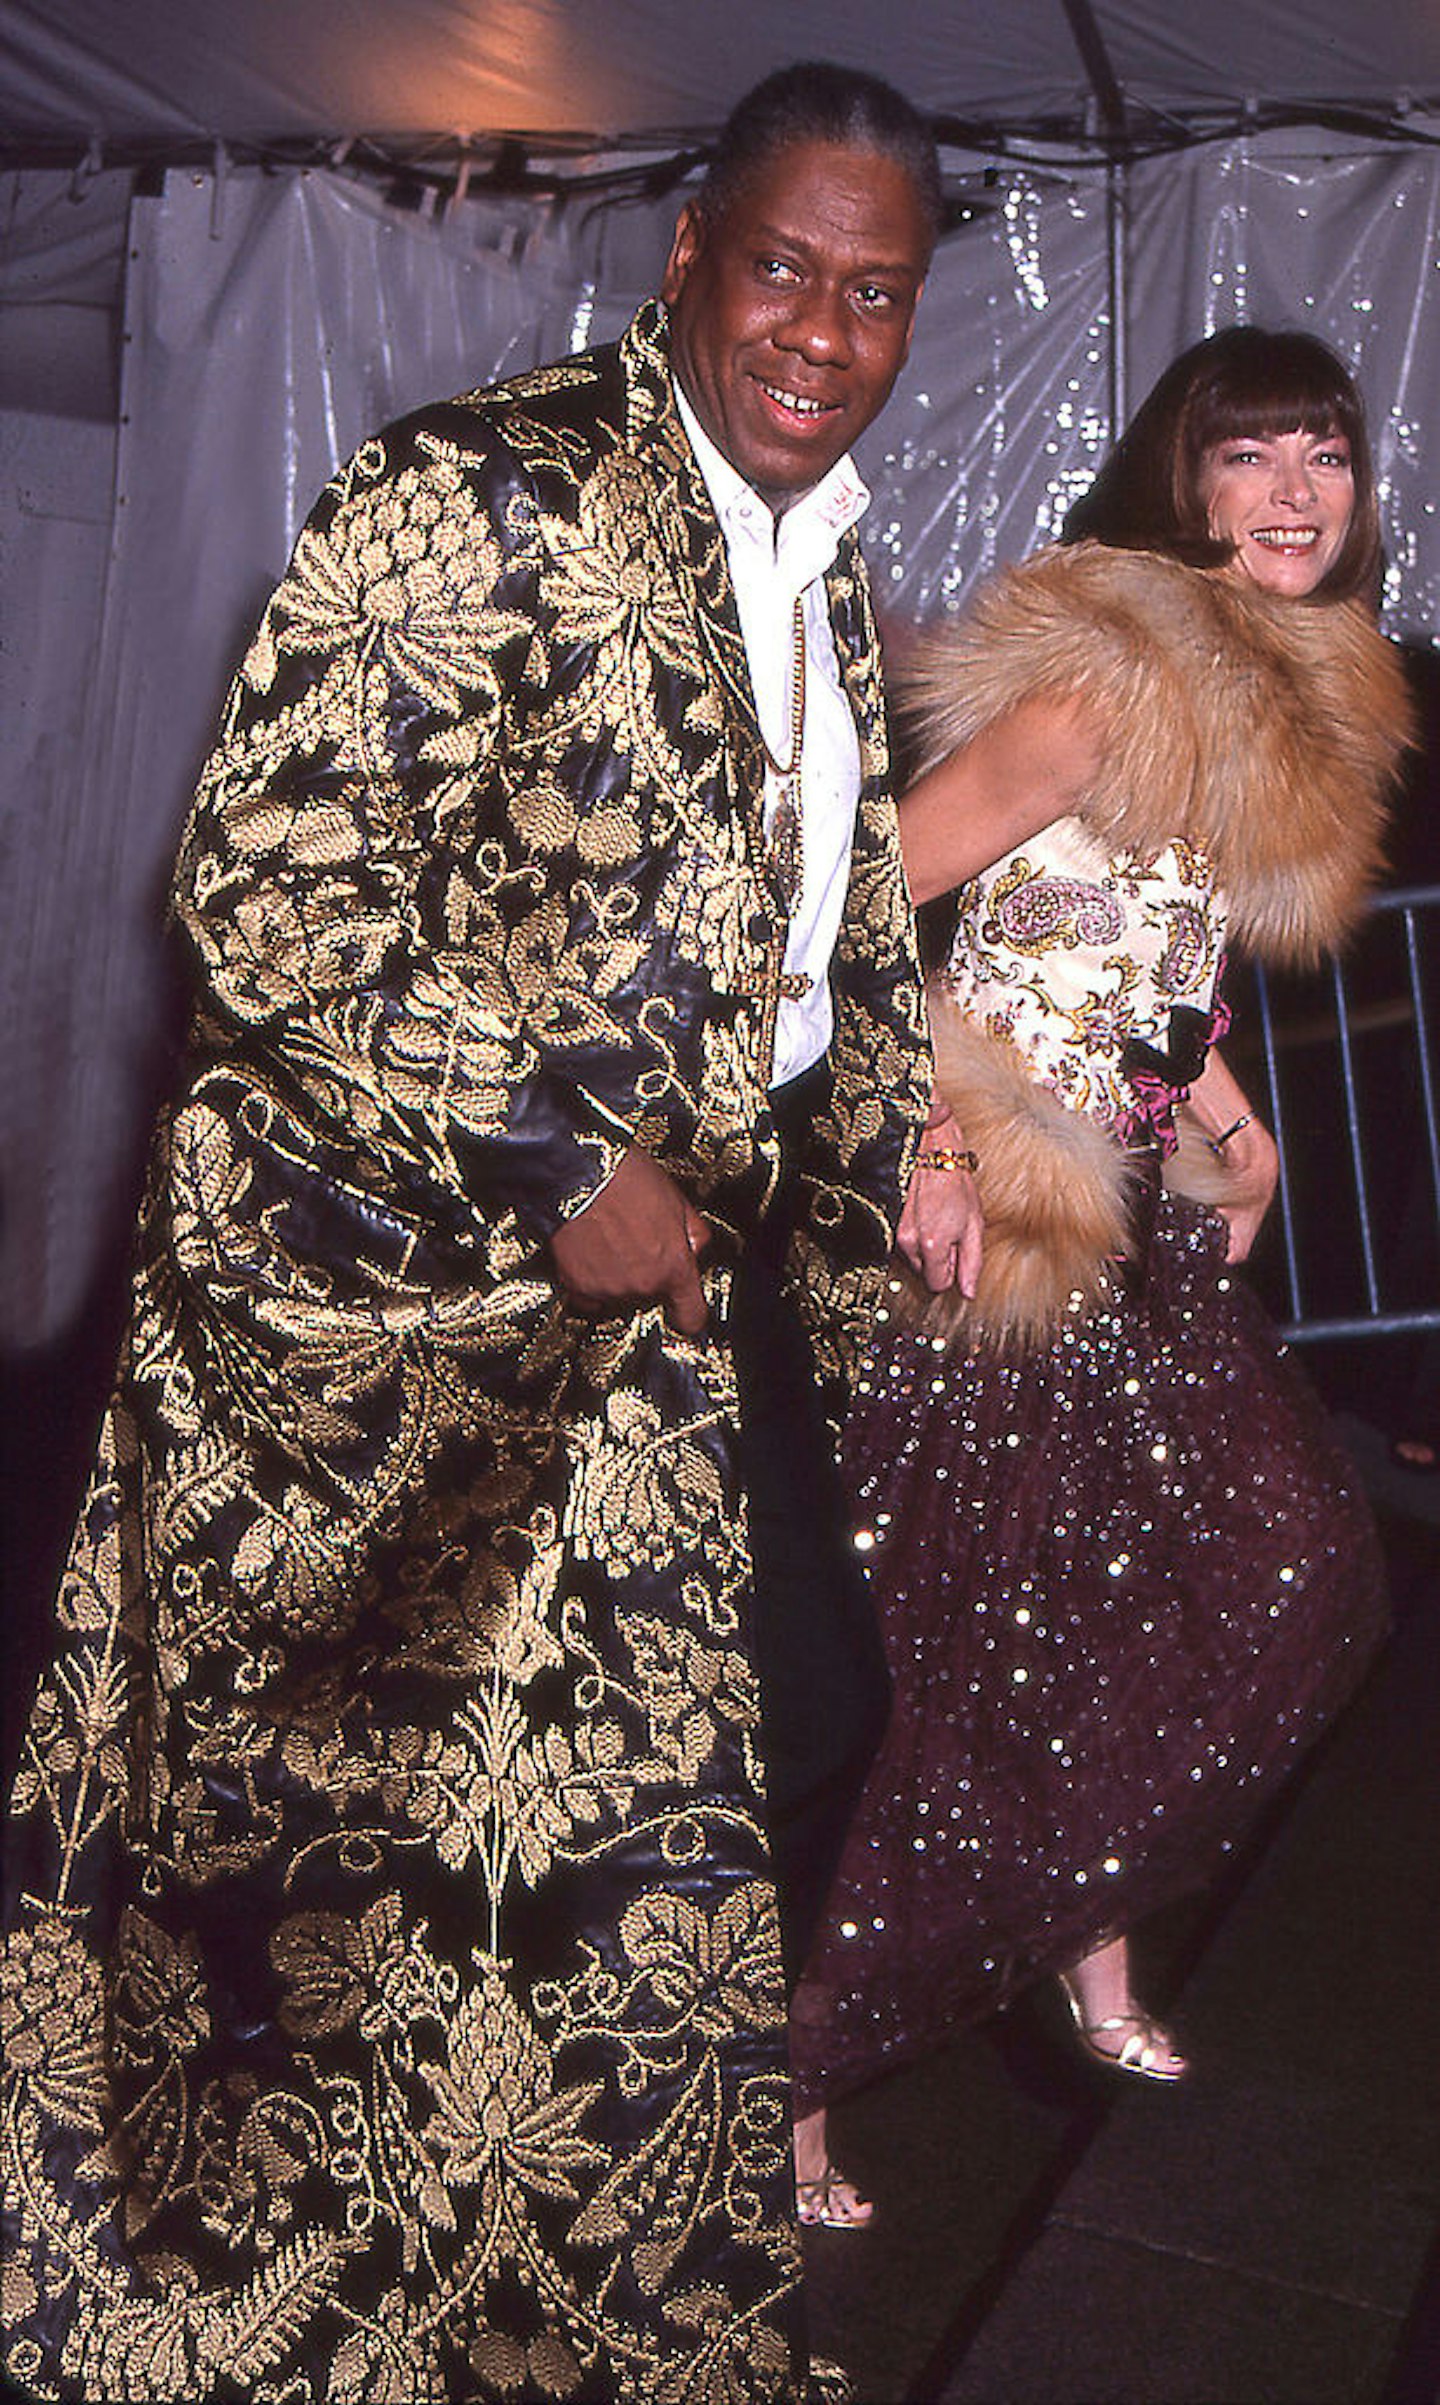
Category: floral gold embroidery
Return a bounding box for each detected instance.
[2,297,923,2402]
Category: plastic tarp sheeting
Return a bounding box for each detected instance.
[856,139,1440,632]
[1126,138,1440,631]
[2,130,1438,1345]
[1,170,580,1344]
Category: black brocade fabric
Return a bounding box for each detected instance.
[1,303,929,2404]
[791,1190,1389,2111]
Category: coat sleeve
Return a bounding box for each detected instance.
[170,406,638,1255]
[786,537,932,1416]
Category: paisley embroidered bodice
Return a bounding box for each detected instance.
[938,816,1226,1135]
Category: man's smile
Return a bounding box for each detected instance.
[754,377,840,422]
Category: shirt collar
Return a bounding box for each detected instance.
[673,380,869,585]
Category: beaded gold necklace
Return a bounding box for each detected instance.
[761,595,807,913]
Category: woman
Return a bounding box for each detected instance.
[791,328,1414,2227]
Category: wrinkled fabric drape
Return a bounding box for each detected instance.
[2,170,582,1346]
[2,131,1438,1349]
[856,137,1440,632]
[1125,135,1440,633]
[7,0,1436,155]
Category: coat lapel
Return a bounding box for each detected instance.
[826,523,886,797]
[622,302,781,899]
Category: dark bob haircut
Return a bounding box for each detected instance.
[1064,325,1382,605]
[695,61,943,259]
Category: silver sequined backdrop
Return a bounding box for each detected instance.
[1,128,1437,1346]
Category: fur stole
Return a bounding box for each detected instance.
[904,993,1136,1351]
[897,988,1254,1353]
[896,540,1413,967]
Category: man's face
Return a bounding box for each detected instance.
[661,137,930,513]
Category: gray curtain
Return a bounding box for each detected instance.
[1,129,1436,1348]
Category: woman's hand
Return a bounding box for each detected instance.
[1186,1049,1278,1263]
[1210,1116,1279,1262]
[898,1099,984,1295]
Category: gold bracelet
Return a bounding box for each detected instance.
[917,1147,980,1174]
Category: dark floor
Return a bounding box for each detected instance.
[3,1332,1437,2405]
[804,1448,1440,2405]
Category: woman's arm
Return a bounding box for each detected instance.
[899,697,1103,905]
[893,695,1102,1291]
[1183,1048,1279,1263]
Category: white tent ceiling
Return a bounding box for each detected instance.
[5,0,1440,162]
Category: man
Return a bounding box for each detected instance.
[2,65,938,2404]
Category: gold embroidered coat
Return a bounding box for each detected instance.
[1,301,928,2404]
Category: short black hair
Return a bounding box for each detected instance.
[696,61,943,257]
[1065,325,1381,605]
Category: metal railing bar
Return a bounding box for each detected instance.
[1403,902,1440,1217]
[1283,1308,1440,1343]
[1329,951,1382,1312]
[1250,956,1306,1323]
[1361,884,1440,914]
[1235,996,1417,1052]
[1245,884,1439,1344]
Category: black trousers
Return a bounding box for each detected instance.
[729,1069,892,1994]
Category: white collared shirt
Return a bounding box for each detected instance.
[675,384,869,1089]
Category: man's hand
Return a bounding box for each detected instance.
[550,1148,712,1335]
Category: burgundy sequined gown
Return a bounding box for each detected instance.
[791,827,1390,2113]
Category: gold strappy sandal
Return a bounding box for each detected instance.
[796,2166,875,2229]
[1057,1969,1190,2082]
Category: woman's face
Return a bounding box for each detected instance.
[1198,425,1355,598]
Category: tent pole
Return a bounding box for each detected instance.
[1107,155,1128,439]
[1059,0,1130,439]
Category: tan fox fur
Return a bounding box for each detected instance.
[887,542,1414,1350]
[894,989,1261,1351]
[897,540,1412,968]
[896,995,1138,1351]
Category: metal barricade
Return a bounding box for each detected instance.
[1244,885,1440,1344]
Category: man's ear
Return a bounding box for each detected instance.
[660,201,704,306]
